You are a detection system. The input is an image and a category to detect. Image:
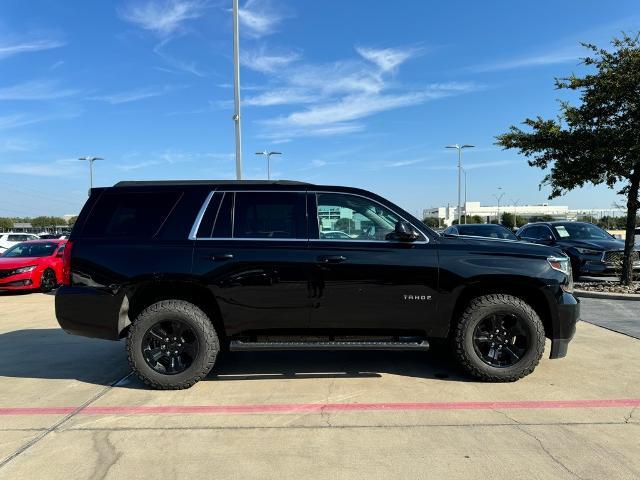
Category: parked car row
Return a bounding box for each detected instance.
[443,221,639,278]
[0,231,68,253]
[0,239,67,292]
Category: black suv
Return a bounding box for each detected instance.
[516,221,640,277]
[56,181,579,389]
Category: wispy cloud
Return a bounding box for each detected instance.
[88,85,184,104]
[116,150,233,171]
[0,37,66,60]
[0,158,81,177]
[238,0,285,38]
[245,43,479,141]
[0,111,81,130]
[471,46,580,73]
[0,138,37,152]
[422,160,521,171]
[0,80,79,101]
[118,0,206,38]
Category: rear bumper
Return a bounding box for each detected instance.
[55,286,128,340]
[547,291,580,359]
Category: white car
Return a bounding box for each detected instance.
[0,233,40,253]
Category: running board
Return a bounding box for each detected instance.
[229,339,430,352]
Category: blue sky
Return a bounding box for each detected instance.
[0,0,638,217]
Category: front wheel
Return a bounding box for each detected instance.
[127,300,220,389]
[453,294,545,382]
[40,268,57,293]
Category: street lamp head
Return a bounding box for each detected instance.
[461,144,475,149]
[78,156,103,162]
[445,144,459,149]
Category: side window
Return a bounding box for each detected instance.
[196,192,233,238]
[233,192,306,239]
[316,192,402,241]
[81,191,181,238]
[523,226,550,240]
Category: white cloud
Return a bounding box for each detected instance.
[0,158,81,177]
[471,46,580,73]
[241,49,300,73]
[0,37,66,60]
[0,138,37,152]
[0,111,81,130]
[244,88,316,106]
[238,0,284,38]
[88,85,184,104]
[356,46,419,73]
[119,0,206,37]
[0,80,79,101]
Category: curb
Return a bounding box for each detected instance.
[574,289,640,301]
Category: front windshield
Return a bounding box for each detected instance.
[552,223,612,241]
[458,225,517,240]
[2,242,58,258]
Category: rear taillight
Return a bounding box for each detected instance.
[61,240,73,286]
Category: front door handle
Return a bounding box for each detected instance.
[211,253,234,261]
[317,255,347,263]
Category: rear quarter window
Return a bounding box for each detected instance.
[81,191,182,239]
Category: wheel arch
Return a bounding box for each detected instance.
[120,280,226,346]
[447,278,553,340]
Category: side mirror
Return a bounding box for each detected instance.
[393,221,419,242]
[541,235,555,245]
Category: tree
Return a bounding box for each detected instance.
[0,218,13,231]
[67,216,79,228]
[334,218,355,233]
[422,217,440,228]
[497,34,640,284]
[501,212,515,229]
[31,216,66,228]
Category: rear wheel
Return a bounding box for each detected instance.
[453,294,545,382]
[127,300,220,389]
[40,268,57,293]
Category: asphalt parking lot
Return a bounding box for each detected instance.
[0,293,639,479]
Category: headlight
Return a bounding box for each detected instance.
[548,256,573,293]
[575,247,601,255]
[13,265,37,274]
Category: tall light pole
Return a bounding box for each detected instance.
[493,188,505,224]
[255,150,282,180]
[511,198,520,230]
[232,0,242,180]
[78,156,103,196]
[461,167,468,223]
[446,144,474,225]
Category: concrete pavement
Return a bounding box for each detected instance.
[0,292,639,479]
[580,297,640,338]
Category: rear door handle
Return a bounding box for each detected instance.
[211,253,234,261]
[317,255,347,263]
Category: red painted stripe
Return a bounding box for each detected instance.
[1,398,639,416]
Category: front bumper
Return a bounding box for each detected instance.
[547,291,580,359]
[0,272,36,290]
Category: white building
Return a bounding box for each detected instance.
[423,201,572,227]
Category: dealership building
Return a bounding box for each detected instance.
[423,201,625,227]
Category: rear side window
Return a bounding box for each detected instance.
[82,191,181,238]
[233,192,306,239]
[196,192,233,238]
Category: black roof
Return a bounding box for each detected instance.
[114,180,310,187]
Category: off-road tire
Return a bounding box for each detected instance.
[127,300,219,389]
[453,294,545,382]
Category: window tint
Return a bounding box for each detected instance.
[196,192,223,238]
[233,192,306,239]
[316,193,401,241]
[213,192,233,238]
[3,242,57,258]
[82,191,181,238]
[522,225,552,240]
[457,225,517,240]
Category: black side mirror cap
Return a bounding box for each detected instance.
[393,220,419,242]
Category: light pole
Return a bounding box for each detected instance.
[493,188,505,224]
[232,0,242,180]
[78,156,103,196]
[446,144,474,225]
[511,198,520,230]
[255,150,282,180]
[461,167,468,224]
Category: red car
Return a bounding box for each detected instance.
[0,240,67,292]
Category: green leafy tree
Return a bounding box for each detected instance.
[67,216,79,228]
[497,34,640,284]
[422,217,440,228]
[31,216,67,228]
[501,212,515,229]
[0,218,13,231]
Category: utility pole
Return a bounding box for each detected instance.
[255,150,282,180]
[446,144,474,225]
[511,198,520,229]
[232,0,242,180]
[493,188,505,224]
[78,156,103,196]
[461,167,468,224]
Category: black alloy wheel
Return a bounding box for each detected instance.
[142,320,200,375]
[472,313,529,368]
[40,269,57,292]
